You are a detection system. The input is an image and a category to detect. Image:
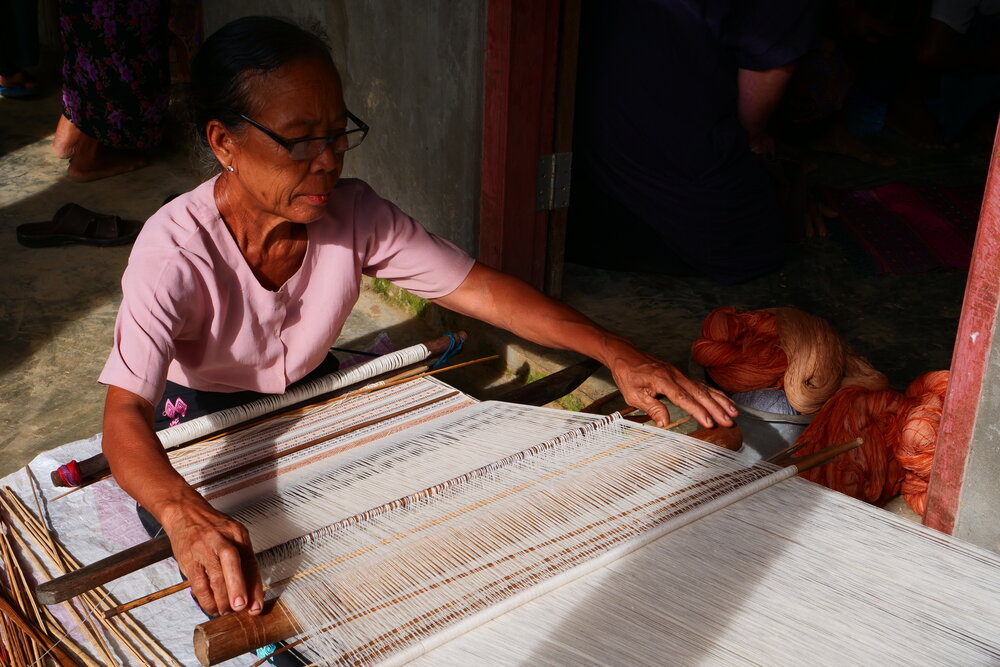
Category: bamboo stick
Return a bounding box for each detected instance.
[191,390,460,490]
[0,589,79,666]
[0,518,43,665]
[37,605,103,667]
[102,580,188,620]
[47,354,496,504]
[0,493,118,665]
[13,484,177,665]
[1,488,176,666]
[782,437,864,472]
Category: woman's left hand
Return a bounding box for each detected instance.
[434,263,737,428]
[605,343,737,429]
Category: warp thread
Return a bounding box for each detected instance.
[691,306,887,414]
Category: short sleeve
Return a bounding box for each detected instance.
[354,186,475,299]
[718,0,823,71]
[99,252,203,405]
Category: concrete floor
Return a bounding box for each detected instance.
[0,86,990,525]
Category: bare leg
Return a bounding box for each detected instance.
[65,129,149,182]
[53,115,82,159]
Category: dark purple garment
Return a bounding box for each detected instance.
[58,0,171,150]
[570,0,821,284]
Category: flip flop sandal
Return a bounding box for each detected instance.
[16,202,142,248]
[0,72,40,98]
[0,83,40,98]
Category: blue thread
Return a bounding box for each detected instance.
[255,644,278,661]
[431,332,463,369]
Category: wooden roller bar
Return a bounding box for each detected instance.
[193,599,300,666]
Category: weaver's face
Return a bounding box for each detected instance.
[228,57,347,224]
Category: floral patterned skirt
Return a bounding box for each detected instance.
[59,0,171,150]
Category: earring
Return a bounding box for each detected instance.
[225,165,235,172]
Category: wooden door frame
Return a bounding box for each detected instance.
[925,123,1000,536]
[479,0,562,289]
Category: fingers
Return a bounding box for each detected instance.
[247,561,265,615]
[805,203,837,238]
[622,379,736,430]
[186,566,218,617]
[672,385,735,429]
[207,555,231,615]
[239,531,265,615]
[219,543,248,612]
[169,516,261,617]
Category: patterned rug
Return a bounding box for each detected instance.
[828,183,983,276]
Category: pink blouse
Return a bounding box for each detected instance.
[99,177,475,405]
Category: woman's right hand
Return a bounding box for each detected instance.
[103,385,267,617]
[159,498,265,617]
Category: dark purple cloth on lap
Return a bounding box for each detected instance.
[152,353,341,431]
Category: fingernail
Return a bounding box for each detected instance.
[233,596,245,609]
[251,601,262,613]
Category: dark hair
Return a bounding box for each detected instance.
[189,16,336,151]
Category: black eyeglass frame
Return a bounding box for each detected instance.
[235,110,369,160]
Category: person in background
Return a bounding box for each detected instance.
[0,0,40,98]
[52,0,172,181]
[909,0,1000,147]
[567,0,823,285]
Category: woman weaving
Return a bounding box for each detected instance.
[98,16,737,622]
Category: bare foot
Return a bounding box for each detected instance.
[53,115,83,159]
[66,133,149,182]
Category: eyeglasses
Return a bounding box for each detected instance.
[236,110,369,160]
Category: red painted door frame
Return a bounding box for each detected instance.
[924,121,1000,535]
[479,0,562,288]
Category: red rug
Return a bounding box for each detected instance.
[828,183,983,276]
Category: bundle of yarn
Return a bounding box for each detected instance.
[692,306,948,509]
[889,370,949,515]
[793,385,906,505]
[690,306,787,393]
[691,306,887,414]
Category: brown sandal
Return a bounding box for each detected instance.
[16,203,142,248]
